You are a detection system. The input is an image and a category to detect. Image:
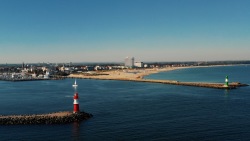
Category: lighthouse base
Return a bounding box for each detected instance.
[73,104,80,113]
[223,85,229,87]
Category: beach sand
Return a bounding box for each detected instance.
[68,67,186,80]
[68,65,236,81]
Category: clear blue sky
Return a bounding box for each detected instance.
[0,0,249,63]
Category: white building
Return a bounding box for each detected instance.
[44,71,50,79]
[134,62,144,68]
[124,57,135,68]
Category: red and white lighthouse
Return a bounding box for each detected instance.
[73,92,80,113]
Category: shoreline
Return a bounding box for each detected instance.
[68,65,231,81]
[68,67,186,80]
[67,65,249,89]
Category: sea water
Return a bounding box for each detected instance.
[0,65,250,140]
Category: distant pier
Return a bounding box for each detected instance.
[0,111,93,125]
[68,76,249,89]
[134,79,248,89]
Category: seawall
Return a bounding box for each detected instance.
[0,111,93,125]
[68,76,248,89]
[135,79,248,89]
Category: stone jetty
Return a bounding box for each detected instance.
[128,79,248,89]
[0,111,92,125]
[142,79,248,89]
[68,76,248,89]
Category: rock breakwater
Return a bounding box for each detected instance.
[136,79,249,89]
[0,111,92,125]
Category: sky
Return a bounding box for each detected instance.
[0,0,249,63]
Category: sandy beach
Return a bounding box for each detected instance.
[68,67,185,80]
[67,65,249,89]
[68,65,238,81]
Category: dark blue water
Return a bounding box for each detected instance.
[0,65,250,140]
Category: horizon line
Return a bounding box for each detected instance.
[1,60,250,65]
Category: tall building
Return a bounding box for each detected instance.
[22,62,25,70]
[124,57,134,68]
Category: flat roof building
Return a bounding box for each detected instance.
[134,61,144,68]
[124,57,134,68]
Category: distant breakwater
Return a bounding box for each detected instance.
[68,77,249,89]
[0,111,93,125]
[136,79,249,89]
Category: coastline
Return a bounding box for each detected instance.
[67,65,249,89]
[68,65,243,81]
[68,67,186,81]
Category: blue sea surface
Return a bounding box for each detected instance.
[0,65,250,140]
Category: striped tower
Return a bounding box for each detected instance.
[224,76,229,87]
[73,92,80,113]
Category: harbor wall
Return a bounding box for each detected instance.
[68,77,249,89]
[0,111,92,125]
